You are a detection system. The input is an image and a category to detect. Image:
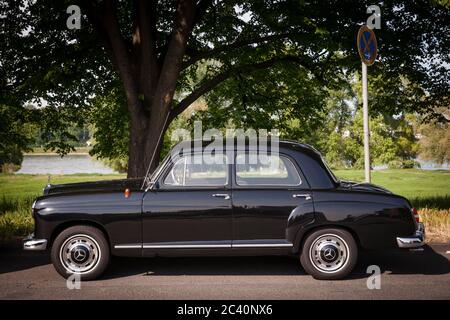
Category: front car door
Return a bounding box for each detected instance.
[142,153,232,256]
[231,152,314,250]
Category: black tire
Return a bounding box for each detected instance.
[300,228,357,280]
[51,225,110,281]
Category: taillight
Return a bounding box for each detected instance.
[412,207,420,223]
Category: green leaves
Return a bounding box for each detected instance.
[0,0,448,170]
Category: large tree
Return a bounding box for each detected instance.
[1,0,449,177]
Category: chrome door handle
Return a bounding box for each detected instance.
[293,193,312,200]
[212,193,231,200]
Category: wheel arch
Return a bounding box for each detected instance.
[49,220,110,249]
[294,224,362,254]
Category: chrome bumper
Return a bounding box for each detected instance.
[396,223,425,248]
[23,234,48,251]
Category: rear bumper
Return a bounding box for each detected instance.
[23,233,48,251]
[396,223,425,248]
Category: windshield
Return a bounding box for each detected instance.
[142,154,170,189]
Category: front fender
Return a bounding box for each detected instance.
[33,191,143,250]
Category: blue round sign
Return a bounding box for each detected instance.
[357,25,377,65]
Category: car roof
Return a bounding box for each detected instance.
[172,138,323,157]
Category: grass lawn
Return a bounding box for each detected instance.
[0,173,125,200]
[334,169,450,200]
[0,170,449,242]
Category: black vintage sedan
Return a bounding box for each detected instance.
[23,140,424,280]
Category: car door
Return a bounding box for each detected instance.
[231,152,314,248]
[142,153,232,256]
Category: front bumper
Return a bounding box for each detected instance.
[23,233,48,251]
[396,223,425,248]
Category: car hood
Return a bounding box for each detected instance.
[43,178,144,195]
[338,180,392,194]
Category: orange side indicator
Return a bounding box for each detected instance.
[124,188,131,198]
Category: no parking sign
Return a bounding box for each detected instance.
[357,25,377,66]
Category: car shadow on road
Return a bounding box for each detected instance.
[0,244,448,280]
[101,244,449,280]
[103,255,306,279]
[354,244,450,276]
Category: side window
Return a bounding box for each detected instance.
[235,153,301,186]
[163,155,228,187]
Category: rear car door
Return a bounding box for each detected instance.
[231,152,314,248]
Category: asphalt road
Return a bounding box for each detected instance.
[0,244,449,299]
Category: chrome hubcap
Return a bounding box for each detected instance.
[60,234,101,274]
[309,234,349,274]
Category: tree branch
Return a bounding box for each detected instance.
[193,0,214,25]
[132,0,159,99]
[84,0,139,112]
[171,55,315,120]
[151,0,197,121]
[182,32,299,70]
[156,0,213,67]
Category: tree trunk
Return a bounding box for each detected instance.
[127,111,149,178]
[86,0,197,178]
[126,99,171,178]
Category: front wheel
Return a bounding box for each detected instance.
[51,225,110,281]
[300,228,357,280]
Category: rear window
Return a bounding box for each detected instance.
[235,153,301,186]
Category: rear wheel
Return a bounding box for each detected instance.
[51,225,110,281]
[300,228,357,280]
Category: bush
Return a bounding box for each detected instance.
[0,163,21,173]
[419,208,450,243]
[388,159,420,169]
[0,145,23,173]
[0,196,35,241]
[101,157,128,173]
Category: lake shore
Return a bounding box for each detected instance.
[17,154,117,175]
[25,147,92,156]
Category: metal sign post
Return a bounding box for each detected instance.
[361,62,370,183]
[357,25,377,183]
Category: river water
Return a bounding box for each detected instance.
[16,154,117,174]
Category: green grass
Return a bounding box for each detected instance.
[334,169,450,209]
[0,173,125,241]
[0,170,449,242]
[334,169,450,199]
[0,173,125,200]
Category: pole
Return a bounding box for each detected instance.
[362,62,371,183]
